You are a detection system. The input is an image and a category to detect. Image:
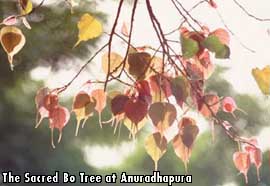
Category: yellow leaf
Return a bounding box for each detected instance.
[102,52,123,75]
[252,66,270,95]
[72,91,96,136]
[144,132,167,171]
[0,26,26,70]
[19,0,33,15]
[123,117,146,139]
[74,13,103,47]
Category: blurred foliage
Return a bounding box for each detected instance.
[0,1,269,186]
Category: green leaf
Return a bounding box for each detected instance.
[181,36,199,59]
[215,45,230,59]
[202,35,230,59]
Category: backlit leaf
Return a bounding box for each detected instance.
[35,87,50,128]
[198,94,220,118]
[124,98,148,125]
[102,52,123,75]
[252,66,270,95]
[233,151,250,184]
[91,89,107,128]
[202,35,230,59]
[19,0,33,15]
[72,91,96,136]
[74,13,103,47]
[0,26,26,70]
[181,36,199,59]
[178,117,199,148]
[1,16,17,26]
[127,52,151,80]
[171,76,190,107]
[145,132,167,171]
[148,102,177,136]
[49,106,70,148]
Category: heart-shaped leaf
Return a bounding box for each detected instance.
[127,52,151,80]
[74,13,103,47]
[102,52,123,76]
[91,89,107,128]
[198,94,220,118]
[233,151,251,184]
[0,26,26,70]
[148,102,177,135]
[145,132,167,171]
[49,106,70,148]
[124,98,148,125]
[73,91,96,136]
[178,117,199,148]
[252,66,270,95]
[171,76,190,107]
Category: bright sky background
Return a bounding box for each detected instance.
[30,0,270,175]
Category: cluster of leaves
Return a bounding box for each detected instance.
[2,0,269,184]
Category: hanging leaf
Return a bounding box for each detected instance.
[19,0,33,15]
[171,76,190,107]
[148,102,177,135]
[202,35,230,59]
[198,94,220,118]
[222,97,237,113]
[35,87,50,128]
[74,13,103,47]
[145,57,164,77]
[124,117,147,139]
[0,26,26,70]
[243,138,262,182]
[91,89,107,128]
[1,16,17,26]
[252,66,270,95]
[72,91,96,136]
[111,94,129,116]
[135,80,152,104]
[181,36,199,59]
[210,28,230,46]
[173,134,192,172]
[178,117,199,148]
[102,52,123,75]
[124,98,148,125]
[144,132,167,171]
[127,52,151,80]
[149,74,172,101]
[233,151,251,184]
[173,117,199,172]
[49,106,70,148]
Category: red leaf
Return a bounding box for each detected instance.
[243,138,262,181]
[178,117,199,148]
[233,151,250,184]
[149,74,172,99]
[35,87,50,128]
[135,80,152,104]
[124,98,148,124]
[208,0,217,8]
[111,94,129,116]
[222,96,237,113]
[49,106,70,148]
